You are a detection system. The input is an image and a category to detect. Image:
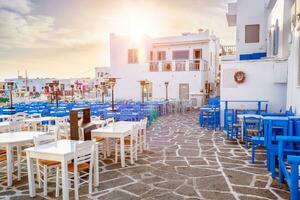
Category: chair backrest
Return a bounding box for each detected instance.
[31,113,41,119]
[105,118,114,125]
[47,125,60,140]
[141,118,147,130]
[74,141,95,170]
[34,134,57,147]
[243,116,262,132]
[130,124,139,143]
[8,121,24,132]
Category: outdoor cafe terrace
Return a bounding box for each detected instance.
[0,99,297,200]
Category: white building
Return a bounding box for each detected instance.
[107,30,220,107]
[221,0,300,118]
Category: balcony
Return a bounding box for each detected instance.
[221,45,236,56]
[148,59,208,72]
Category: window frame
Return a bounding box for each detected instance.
[157,51,166,61]
[128,48,139,64]
[245,24,260,43]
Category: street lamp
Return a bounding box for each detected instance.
[100,81,106,104]
[7,82,14,109]
[95,84,98,99]
[71,84,75,102]
[105,77,119,112]
[164,81,169,101]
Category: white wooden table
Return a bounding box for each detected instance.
[91,122,133,167]
[237,114,262,140]
[0,131,46,186]
[25,139,99,200]
[0,121,10,132]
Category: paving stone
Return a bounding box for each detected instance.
[97,190,139,200]
[200,191,236,200]
[175,184,199,197]
[196,175,230,192]
[177,166,220,177]
[121,183,151,195]
[155,192,184,200]
[232,186,277,199]
[224,169,253,186]
[98,177,134,191]
[154,180,184,190]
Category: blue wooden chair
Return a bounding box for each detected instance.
[277,136,300,200]
[264,118,289,178]
[225,109,234,139]
[243,116,262,149]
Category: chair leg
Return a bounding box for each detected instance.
[37,162,42,188]
[139,133,143,153]
[251,142,255,163]
[135,146,138,161]
[17,145,21,181]
[55,167,60,197]
[43,166,48,196]
[115,143,118,163]
[279,162,284,184]
[74,171,79,200]
[130,145,134,165]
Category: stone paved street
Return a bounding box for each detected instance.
[0,112,290,199]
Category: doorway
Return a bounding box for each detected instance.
[193,49,202,70]
[179,83,189,100]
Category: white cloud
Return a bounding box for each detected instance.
[0,0,31,14]
[0,0,102,49]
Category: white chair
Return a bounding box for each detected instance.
[46,125,60,140]
[34,134,60,197]
[138,118,148,152]
[56,117,69,139]
[115,125,138,165]
[91,121,107,158]
[56,141,95,200]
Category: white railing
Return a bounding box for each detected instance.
[149,59,208,72]
[221,45,236,56]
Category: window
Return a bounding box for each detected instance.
[157,51,166,61]
[149,51,153,61]
[245,24,260,43]
[172,50,189,60]
[128,49,138,64]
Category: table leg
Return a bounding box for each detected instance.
[120,136,125,167]
[6,145,13,186]
[106,138,110,157]
[61,160,69,200]
[241,120,244,141]
[27,153,36,197]
[94,143,99,186]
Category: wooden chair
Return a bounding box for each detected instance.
[56,141,95,200]
[138,118,148,152]
[115,125,138,165]
[34,134,60,196]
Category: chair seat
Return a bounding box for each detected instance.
[0,149,6,155]
[0,155,6,162]
[117,139,136,145]
[39,160,60,166]
[247,129,259,134]
[94,137,105,142]
[68,162,89,172]
[233,123,241,127]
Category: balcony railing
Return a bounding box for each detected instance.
[221,45,236,56]
[149,59,208,72]
[175,60,186,71]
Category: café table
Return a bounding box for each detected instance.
[0,131,46,186]
[25,139,99,200]
[91,121,134,167]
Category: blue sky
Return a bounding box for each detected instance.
[0,0,235,81]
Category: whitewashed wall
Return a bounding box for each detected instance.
[220,59,288,124]
[109,33,217,101]
[236,0,268,57]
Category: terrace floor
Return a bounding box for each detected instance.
[0,112,290,200]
